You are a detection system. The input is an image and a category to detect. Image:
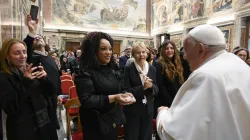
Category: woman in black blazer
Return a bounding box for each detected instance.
[123,42,158,140]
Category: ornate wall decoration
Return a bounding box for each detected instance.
[126,39,154,48]
[221,28,231,44]
[219,25,234,51]
[152,0,169,28]
[171,0,184,23]
[52,0,147,32]
[48,35,59,49]
[212,0,232,12]
[186,0,204,19]
[170,34,183,50]
[233,0,250,9]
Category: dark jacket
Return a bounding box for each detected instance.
[60,61,72,72]
[180,54,191,81]
[123,62,158,115]
[71,57,81,73]
[74,65,123,140]
[119,55,130,70]
[154,61,182,107]
[0,72,58,140]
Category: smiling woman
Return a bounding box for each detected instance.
[0,39,27,74]
[0,38,58,140]
[75,32,136,140]
[153,40,184,110]
[123,42,158,140]
[97,39,112,65]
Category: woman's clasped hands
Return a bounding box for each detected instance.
[144,76,153,90]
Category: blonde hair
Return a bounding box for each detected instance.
[0,38,27,74]
[132,42,147,57]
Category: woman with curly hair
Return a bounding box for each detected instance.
[74,32,136,140]
[154,40,184,108]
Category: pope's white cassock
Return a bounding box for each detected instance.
[157,50,250,140]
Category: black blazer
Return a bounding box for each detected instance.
[123,62,158,116]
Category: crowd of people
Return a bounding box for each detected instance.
[0,14,249,140]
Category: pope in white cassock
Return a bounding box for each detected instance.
[156,24,250,140]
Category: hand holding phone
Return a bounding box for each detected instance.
[30,5,39,21]
[31,55,41,72]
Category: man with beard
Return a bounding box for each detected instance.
[23,14,62,139]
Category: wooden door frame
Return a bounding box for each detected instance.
[113,40,121,56]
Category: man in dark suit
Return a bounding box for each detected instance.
[119,46,132,70]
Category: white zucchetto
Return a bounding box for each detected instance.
[189,24,226,46]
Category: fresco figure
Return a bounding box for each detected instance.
[213,0,232,12]
[172,0,184,23]
[188,0,204,19]
[234,0,250,8]
[52,0,146,32]
[100,0,138,22]
[153,0,169,27]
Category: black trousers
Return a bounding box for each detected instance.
[124,106,153,140]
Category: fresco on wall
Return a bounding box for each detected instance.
[213,0,232,12]
[127,40,154,48]
[234,0,250,8]
[221,29,230,44]
[171,0,184,23]
[52,0,146,32]
[152,0,170,28]
[170,34,182,50]
[219,25,233,51]
[186,0,204,19]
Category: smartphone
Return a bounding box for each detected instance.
[31,55,41,72]
[30,5,39,21]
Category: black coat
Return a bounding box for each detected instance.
[75,65,123,140]
[154,61,182,107]
[123,62,158,116]
[0,72,58,140]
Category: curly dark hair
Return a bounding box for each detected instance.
[80,32,115,69]
[157,40,184,84]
